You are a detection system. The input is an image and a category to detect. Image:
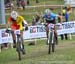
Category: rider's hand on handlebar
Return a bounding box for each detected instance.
[25,26,28,30]
[6,29,10,33]
[23,24,28,31]
[6,28,11,33]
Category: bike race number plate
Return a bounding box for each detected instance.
[14,30,20,35]
[48,23,54,29]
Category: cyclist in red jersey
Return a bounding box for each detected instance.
[6,11,28,49]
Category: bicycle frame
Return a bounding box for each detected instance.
[48,29,54,43]
[15,30,22,60]
[48,23,54,43]
[48,23,55,54]
[6,29,23,60]
[15,30,26,60]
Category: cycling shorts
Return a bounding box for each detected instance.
[46,19,56,24]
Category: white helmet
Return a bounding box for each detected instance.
[44,9,52,15]
[11,11,18,20]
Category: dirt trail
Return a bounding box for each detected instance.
[56,41,75,49]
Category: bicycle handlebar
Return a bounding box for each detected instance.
[6,29,21,35]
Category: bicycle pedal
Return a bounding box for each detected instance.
[13,44,16,48]
[16,48,21,52]
[22,50,26,55]
[13,45,16,48]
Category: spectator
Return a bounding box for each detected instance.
[32,12,40,25]
[62,6,70,22]
[35,0,39,3]
[10,2,14,10]
[58,12,67,40]
[65,11,69,22]
[5,0,9,4]
[32,18,36,25]
[27,0,29,5]
[62,7,66,16]
[5,0,14,10]
[20,0,26,10]
[61,8,69,40]
[66,4,71,12]
[64,11,69,40]
[16,0,21,8]
[34,12,40,24]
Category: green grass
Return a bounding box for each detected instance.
[2,0,75,64]
[5,0,75,24]
[5,0,64,24]
[13,0,64,6]
[0,36,75,64]
[28,0,64,5]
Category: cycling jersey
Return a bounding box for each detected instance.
[16,15,25,30]
[43,13,58,24]
[8,15,25,30]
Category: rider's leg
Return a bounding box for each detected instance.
[45,25,49,44]
[20,31,24,49]
[52,43,55,52]
[46,25,49,38]
[54,25,58,45]
[11,31,16,48]
[20,31,26,54]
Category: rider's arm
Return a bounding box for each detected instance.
[51,13,63,23]
[6,16,12,29]
[22,19,28,30]
[42,14,48,23]
[23,19,28,25]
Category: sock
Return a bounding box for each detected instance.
[13,40,16,45]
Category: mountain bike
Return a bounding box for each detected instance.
[6,29,25,60]
[47,23,56,54]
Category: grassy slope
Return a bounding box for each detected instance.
[0,36,75,64]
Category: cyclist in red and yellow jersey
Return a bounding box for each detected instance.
[6,11,28,53]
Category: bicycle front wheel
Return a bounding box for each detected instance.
[17,41,21,60]
[48,31,52,54]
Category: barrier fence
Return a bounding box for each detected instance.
[0,21,75,44]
